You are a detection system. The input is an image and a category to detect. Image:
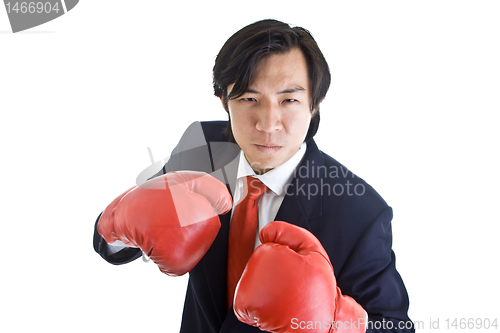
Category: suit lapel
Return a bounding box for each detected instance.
[274,192,312,231]
[274,139,324,232]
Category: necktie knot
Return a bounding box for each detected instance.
[245,176,267,201]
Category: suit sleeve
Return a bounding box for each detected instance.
[336,207,414,333]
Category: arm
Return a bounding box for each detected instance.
[95,171,232,276]
[92,121,211,265]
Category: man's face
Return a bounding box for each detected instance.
[225,48,313,174]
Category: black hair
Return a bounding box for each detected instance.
[213,19,330,143]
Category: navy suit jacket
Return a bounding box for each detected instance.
[94,121,414,333]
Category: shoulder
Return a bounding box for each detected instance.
[320,151,387,206]
[155,120,238,183]
[169,120,229,157]
[321,149,389,223]
[302,140,388,212]
[174,120,229,146]
[199,121,229,142]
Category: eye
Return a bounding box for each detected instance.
[283,99,298,103]
[240,97,257,102]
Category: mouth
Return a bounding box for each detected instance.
[255,144,282,153]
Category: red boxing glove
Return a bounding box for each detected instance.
[97,171,232,276]
[234,221,367,333]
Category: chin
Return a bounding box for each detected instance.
[251,157,282,173]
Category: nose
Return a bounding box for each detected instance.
[255,102,283,133]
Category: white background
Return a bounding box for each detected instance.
[1,1,499,332]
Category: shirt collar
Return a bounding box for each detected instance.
[236,142,307,196]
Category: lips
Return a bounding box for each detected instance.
[256,144,281,148]
[255,144,282,153]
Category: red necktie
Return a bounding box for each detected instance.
[227,176,267,309]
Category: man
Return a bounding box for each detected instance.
[94,19,413,332]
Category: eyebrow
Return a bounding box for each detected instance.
[278,86,306,94]
[244,86,306,95]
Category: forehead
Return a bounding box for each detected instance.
[250,48,309,91]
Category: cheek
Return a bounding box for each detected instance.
[284,110,312,134]
[229,108,251,142]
